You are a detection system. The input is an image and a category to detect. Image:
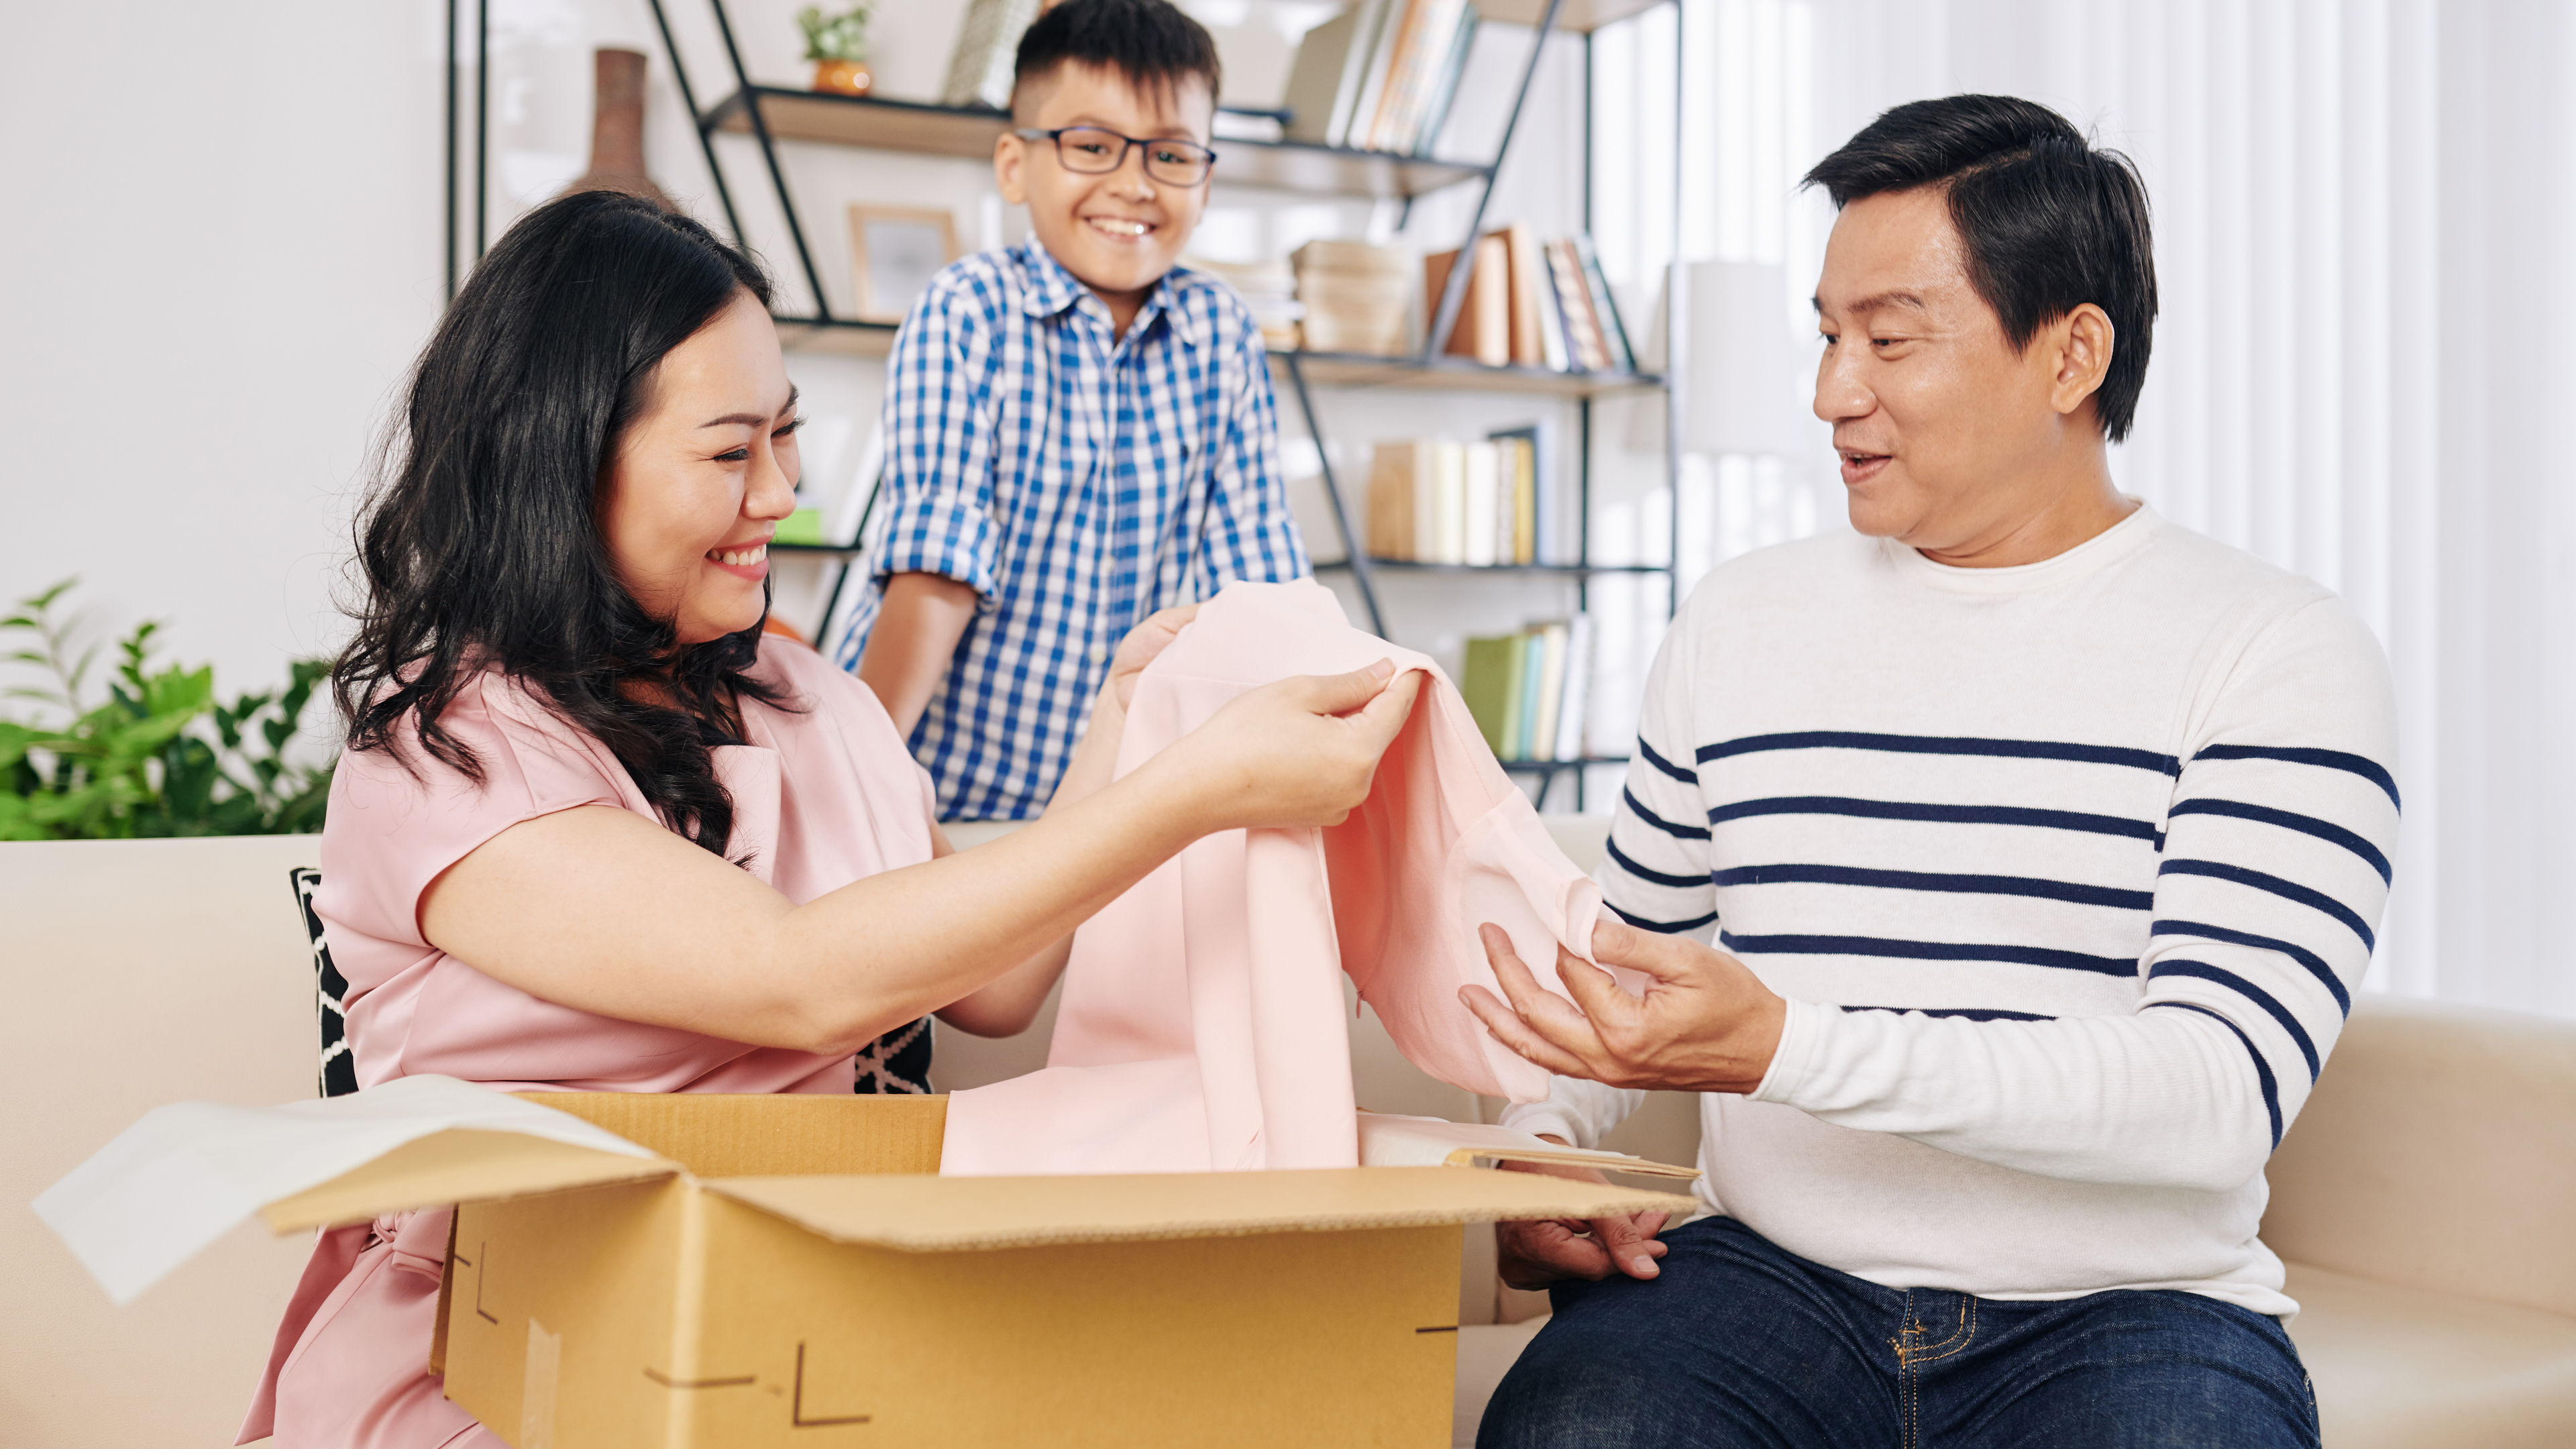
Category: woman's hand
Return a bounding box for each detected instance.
[1146,660,1423,834]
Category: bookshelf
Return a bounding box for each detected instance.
[444,0,1688,808]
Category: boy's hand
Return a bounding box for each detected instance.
[1106,604,1199,708]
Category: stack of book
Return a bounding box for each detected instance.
[1364,430,1554,566]
[1425,226,1635,374]
[1185,254,1303,352]
[1292,239,1411,356]
[1281,0,1477,156]
[1461,619,1595,763]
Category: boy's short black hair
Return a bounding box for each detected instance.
[1012,0,1224,121]
[1803,95,2158,443]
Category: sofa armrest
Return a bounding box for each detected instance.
[2263,991,2576,1320]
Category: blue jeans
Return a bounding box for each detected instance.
[1479,1216,2318,1449]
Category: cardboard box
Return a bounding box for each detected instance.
[221,1089,1694,1448]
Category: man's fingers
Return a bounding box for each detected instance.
[1477,926,1603,1049]
[1554,943,1639,1026]
[1460,985,1594,1077]
[1591,1213,1664,1279]
[1589,917,1697,983]
[1503,1218,1616,1285]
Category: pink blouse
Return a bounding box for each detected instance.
[242,637,941,1447]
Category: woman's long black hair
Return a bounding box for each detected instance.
[335,190,790,855]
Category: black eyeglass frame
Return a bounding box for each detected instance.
[1010,126,1220,187]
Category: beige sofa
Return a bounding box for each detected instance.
[6,826,2573,1447]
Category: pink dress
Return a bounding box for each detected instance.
[239,637,938,1448]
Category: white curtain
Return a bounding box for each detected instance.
[1589,0,2576,1016]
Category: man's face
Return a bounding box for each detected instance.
[997,62,1212,310]
[1811,188,2079,546]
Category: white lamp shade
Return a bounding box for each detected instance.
[1646,260,1815,459]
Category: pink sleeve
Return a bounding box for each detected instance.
[317,676,629,977]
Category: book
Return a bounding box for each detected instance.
[1546,239,1613,372]
[1409,9,1479,155]
[1424,235,1510,366]
[1535,621,1573,759]
[1510,434,1538,564]
[1462,441,1500,567]
[1282,1,1383,145]
[1499,223,1550,368]
[1460,633,1526,758]
[940,0,1042,110]
[1552,615,1593,761]
[1432,439,1467,564]
[1571,234,1636,374]
[1365,439,1433,559]
[1293,239,1412,357]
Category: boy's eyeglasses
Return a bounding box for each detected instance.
[1013,126,1218,188]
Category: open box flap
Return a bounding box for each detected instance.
[704,1165,1698,1252]
[34,1075,670,1305]
[1358,1112,1701,1181]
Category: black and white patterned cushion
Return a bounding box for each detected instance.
[287,866,934,1096]
[854,1016,934,1094]
[289,867,358,1098]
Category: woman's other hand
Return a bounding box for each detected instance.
[1108,604,1198,708]
[1152,660,1423,833]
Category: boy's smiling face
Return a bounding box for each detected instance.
[996,61,1214,333]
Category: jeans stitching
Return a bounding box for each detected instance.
[1909,1293,1978,1365]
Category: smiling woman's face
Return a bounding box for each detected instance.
[599,290,802,647]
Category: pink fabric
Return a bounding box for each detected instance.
[940,580,1625,1176]
[244,638,938,1446]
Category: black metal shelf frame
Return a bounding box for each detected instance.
[443,0,1690,810]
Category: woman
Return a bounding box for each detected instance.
[242,191,1419,1448]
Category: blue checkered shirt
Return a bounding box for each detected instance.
[830,239,1309,820]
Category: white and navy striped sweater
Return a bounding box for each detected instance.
[1505,505,2398,1318]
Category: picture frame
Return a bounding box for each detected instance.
[847,204,961,324]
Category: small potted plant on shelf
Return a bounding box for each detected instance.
[798,4,873,97]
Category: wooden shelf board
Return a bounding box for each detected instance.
[1278,351,1662,396]
[773,316,899,357]
[1474,0,1669,31]
[1318,559,1670,576]
[711,90,1487,199]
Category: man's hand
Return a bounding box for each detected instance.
[1495,1145,1670,1288]
[1461,918,1788,1095]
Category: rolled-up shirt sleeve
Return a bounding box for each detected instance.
[870,274,1005,600]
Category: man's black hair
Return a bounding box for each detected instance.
[1803,95,2158,443]
[1012,0,1224,120]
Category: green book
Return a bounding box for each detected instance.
[1511,629,1547,760]
[1460,633,1525,759]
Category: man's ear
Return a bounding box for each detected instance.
[2051,303,2114,419]
[994,131,1029,206]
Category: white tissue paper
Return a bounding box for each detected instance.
[32,1074,655,1305]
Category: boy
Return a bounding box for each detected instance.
[830,0,1309,820]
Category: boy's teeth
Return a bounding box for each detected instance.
[1090,218,1149,237]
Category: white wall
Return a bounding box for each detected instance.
[0,3,448,705]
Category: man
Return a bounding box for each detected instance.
[1463,95,2396,1448]
[833,0,1307,820]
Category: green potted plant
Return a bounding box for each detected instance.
[798,4,874,97]
[2,580,333,839]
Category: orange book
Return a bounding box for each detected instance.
[1423,235,1510,366]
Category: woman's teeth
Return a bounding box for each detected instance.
[710,544,767,566]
